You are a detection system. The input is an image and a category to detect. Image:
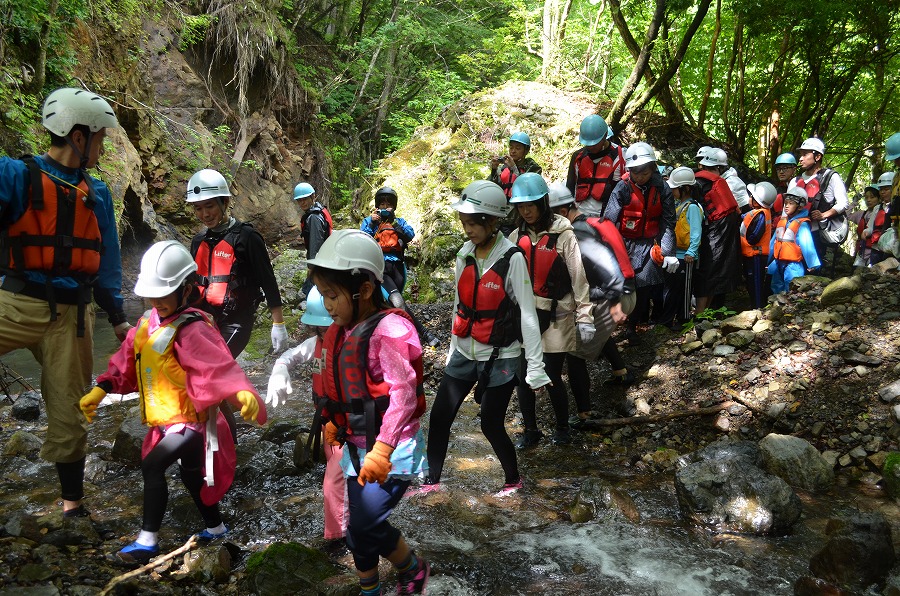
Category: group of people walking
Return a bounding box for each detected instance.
[3,87,900,596]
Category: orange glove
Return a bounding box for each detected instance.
[323,422,342,446]
[235,390,260,422]
[357,441,394,486]
[650,244,664,266]
[79,387,106,423]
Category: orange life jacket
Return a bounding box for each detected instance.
[772,217,809,262]
[0,157,101,279]
[740,208,772,257]
[694,170,738,222]
[584,217,635,279]
[574,145,625,204]
[318,309,427,450]
[452,246,522,346]
[375,222,404,254]
[618,179,662,240]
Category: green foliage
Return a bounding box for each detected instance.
[179,13,213,50]
[681,306,738,333]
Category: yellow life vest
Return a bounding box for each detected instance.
[675,200,701,251]
[134,310,211,426]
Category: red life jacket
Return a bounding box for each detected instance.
[0,157,101,279]
[318,309,427,450]
[193,223,262,317]
[794,169,835,211]
[857,209,886,248]
[574,145,625,204]
[300,203,333,249]
[618,180,662,240]
[694,170,738,222]
[452,246,522,347]
[740,208,772,258]
[499,166,517,198]
[772,217,809,262]
[584,217,635,279]
[516,230,573,300]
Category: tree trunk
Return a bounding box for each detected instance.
[697,0,720,132]
[607,0,666,128]
[29,0,59,94]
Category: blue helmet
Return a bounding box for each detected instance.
[509,131,531,148]
[293,182,315,200]
[509,172,549,204]
[300,286,333,326]
[774,153,797,166]
[579,114,609,146]
[606,126,614,140]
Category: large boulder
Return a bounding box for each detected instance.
[820,275,861,306]
[675,455,802,535]
[240,542,342,596]
[111,408,146,465]
[807,511,896,591]
[758,433,834,493]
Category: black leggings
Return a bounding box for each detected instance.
[517,352,569,432]
[141,427,221,533]
[601,337,627,371]
[427,376,519,485]
[565,354,592,414]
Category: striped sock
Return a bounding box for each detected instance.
[396,551,418,574]
[359,575,381,596]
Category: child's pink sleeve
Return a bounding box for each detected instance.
[96,325,139,393]
[369,314,423,447]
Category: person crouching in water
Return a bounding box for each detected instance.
[509,173,594,447]
[306,229,431,596]
[767,187,821,294]
[79,241,266,564]
[423,181,550,497]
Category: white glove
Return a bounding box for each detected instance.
[662,256,680,273]
[577,323,596,344]
[271,322,288,353]
[265,362,292,408]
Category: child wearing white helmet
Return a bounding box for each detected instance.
[422,180,550,496]
[79,240,266,564]
[767,187,821,293]
[660,167,704,328]
[741,182,778,308]
[306,229,431,596]
[265,287,348,551]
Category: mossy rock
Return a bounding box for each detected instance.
[883,452,900,499]
[242,542,339,596]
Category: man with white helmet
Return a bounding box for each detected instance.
[565,115,626,218]
[789,137,849,272]
[0,87,129,517]
[292,181,332,304]
[602,141,676,342]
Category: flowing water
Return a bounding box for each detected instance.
[0,305,896,595]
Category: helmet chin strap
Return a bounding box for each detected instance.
[64,132,93,170]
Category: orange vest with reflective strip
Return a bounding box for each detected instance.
[740,208,771,257]
[772,217,808,262]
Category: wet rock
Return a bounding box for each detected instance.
[675,455,802,535]
[183,543,233,583]
[820,276,861,306]
[720,310,759,333]
[808,511,896,591]
[292,432,325,469]
[726,330,755,348]
[879,379,900,404]
[758,433,834,493]
[111,409,146,465]
[2,431,42,456]
[11,390,41,421]
[16,562,55,582]
[793,576,855,596]
[240,541,341,595]
[4,513,42,542]
[569,478,640,524]
[677,437,762,468]
[37,513,101,547]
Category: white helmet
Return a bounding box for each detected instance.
[451,180,510,217]
[783,186,809,207]
[41,88,118,137]
[306,229,384,282]
[624,142,656,168]
[747,181,778,208]
[134,240,197,298]
[547,182,575,209]
[695,146,712,160]
[186,169,231,203]
[700,148,728,168]
[666,166,695,189]
[876,171,895,188]
[797,137,825,155]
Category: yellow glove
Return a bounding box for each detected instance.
[235,390,260,423]
[323,421,342,447]
[357,441,394,486]
[79,387,107,423]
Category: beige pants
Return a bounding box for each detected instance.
[0,289,94,462]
